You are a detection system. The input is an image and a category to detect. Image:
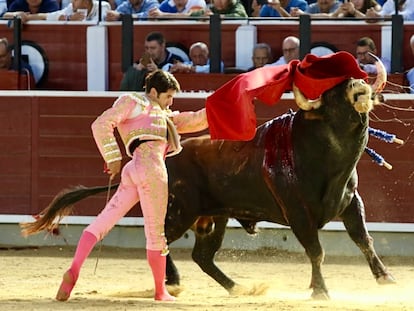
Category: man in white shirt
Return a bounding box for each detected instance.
[366,0,414,21]
[169,42,224,73]
[46,0,110,21]
[266,36,299,66]
[27,0,110,21]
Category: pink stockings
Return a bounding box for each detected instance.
[56,141,173,301]
[56,231,97,301]
[147,249,175,301]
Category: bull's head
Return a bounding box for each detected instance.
[346,79,374,113]
[293,54,387,113]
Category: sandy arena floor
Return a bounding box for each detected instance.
[0,246,413,311]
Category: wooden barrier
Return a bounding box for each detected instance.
[0,70,33,90]
[0,22,90,90]
[369,73,409,93]
[173,73,239,92]
[0,91,413,224]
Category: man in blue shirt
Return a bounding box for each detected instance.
[406,34,414,94]
[290,0,340,16]
[3,0,59,22]
[259,0,308,17]
[153,0,206,16]
[106,0,158,20]
[0,0,7,16]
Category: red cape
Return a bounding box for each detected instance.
[206,51,368,140]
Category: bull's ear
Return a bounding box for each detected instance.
[368,52,387,93]
[292,84,321,111]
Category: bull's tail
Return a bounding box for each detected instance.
[20,183,120,237]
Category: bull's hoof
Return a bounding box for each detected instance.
[376,273,396,285]
[166,285,183,297]
[165,277,180,286]
[228,284,249,296]
[228,283,269,296]
[311,290,330,300]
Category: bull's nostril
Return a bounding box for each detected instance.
[354,92,366,102]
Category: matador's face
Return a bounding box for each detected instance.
[149,88,176,110]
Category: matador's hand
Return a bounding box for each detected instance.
[104,161,121,180]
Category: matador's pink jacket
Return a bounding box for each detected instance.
[92,92,208,163]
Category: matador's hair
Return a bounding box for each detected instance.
[144,69,181,94]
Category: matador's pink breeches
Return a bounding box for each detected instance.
[86,141,169,252]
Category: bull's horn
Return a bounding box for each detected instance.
[368,52,387,93]
[292,84,321,111]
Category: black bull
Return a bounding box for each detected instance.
[22,79,395,299]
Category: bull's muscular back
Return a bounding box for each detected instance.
[166,80,369,229]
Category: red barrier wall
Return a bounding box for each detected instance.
[0,92,413,223]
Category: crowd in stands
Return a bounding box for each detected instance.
[0,0,413,21]
[0,0,249,20]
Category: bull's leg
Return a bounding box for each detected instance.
[341,192,395,284]
[290,222,329,299]
[165,253,180,286]
[191,217,237,293]
[164,218,198,287]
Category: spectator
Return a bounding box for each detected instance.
[0,37,33,75]
[105,0,158,21]
[103,0,115,9]
[120,31,185,91]
[331,0,381,18]
[24,0,110,21]
[247,42,272,71]
[355,36,390,74]
[111,0,125,9]
[208,0,248,17]
[3,0,59,22]
[0,0,8,16]
[291,0,341,17]
[249,0,261,16]
[169,41,224,73]
[366,0,414,21]
[148,0,206,18]
[259,0,308,18]
[266,35,299,66]
[406,34,414,94]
